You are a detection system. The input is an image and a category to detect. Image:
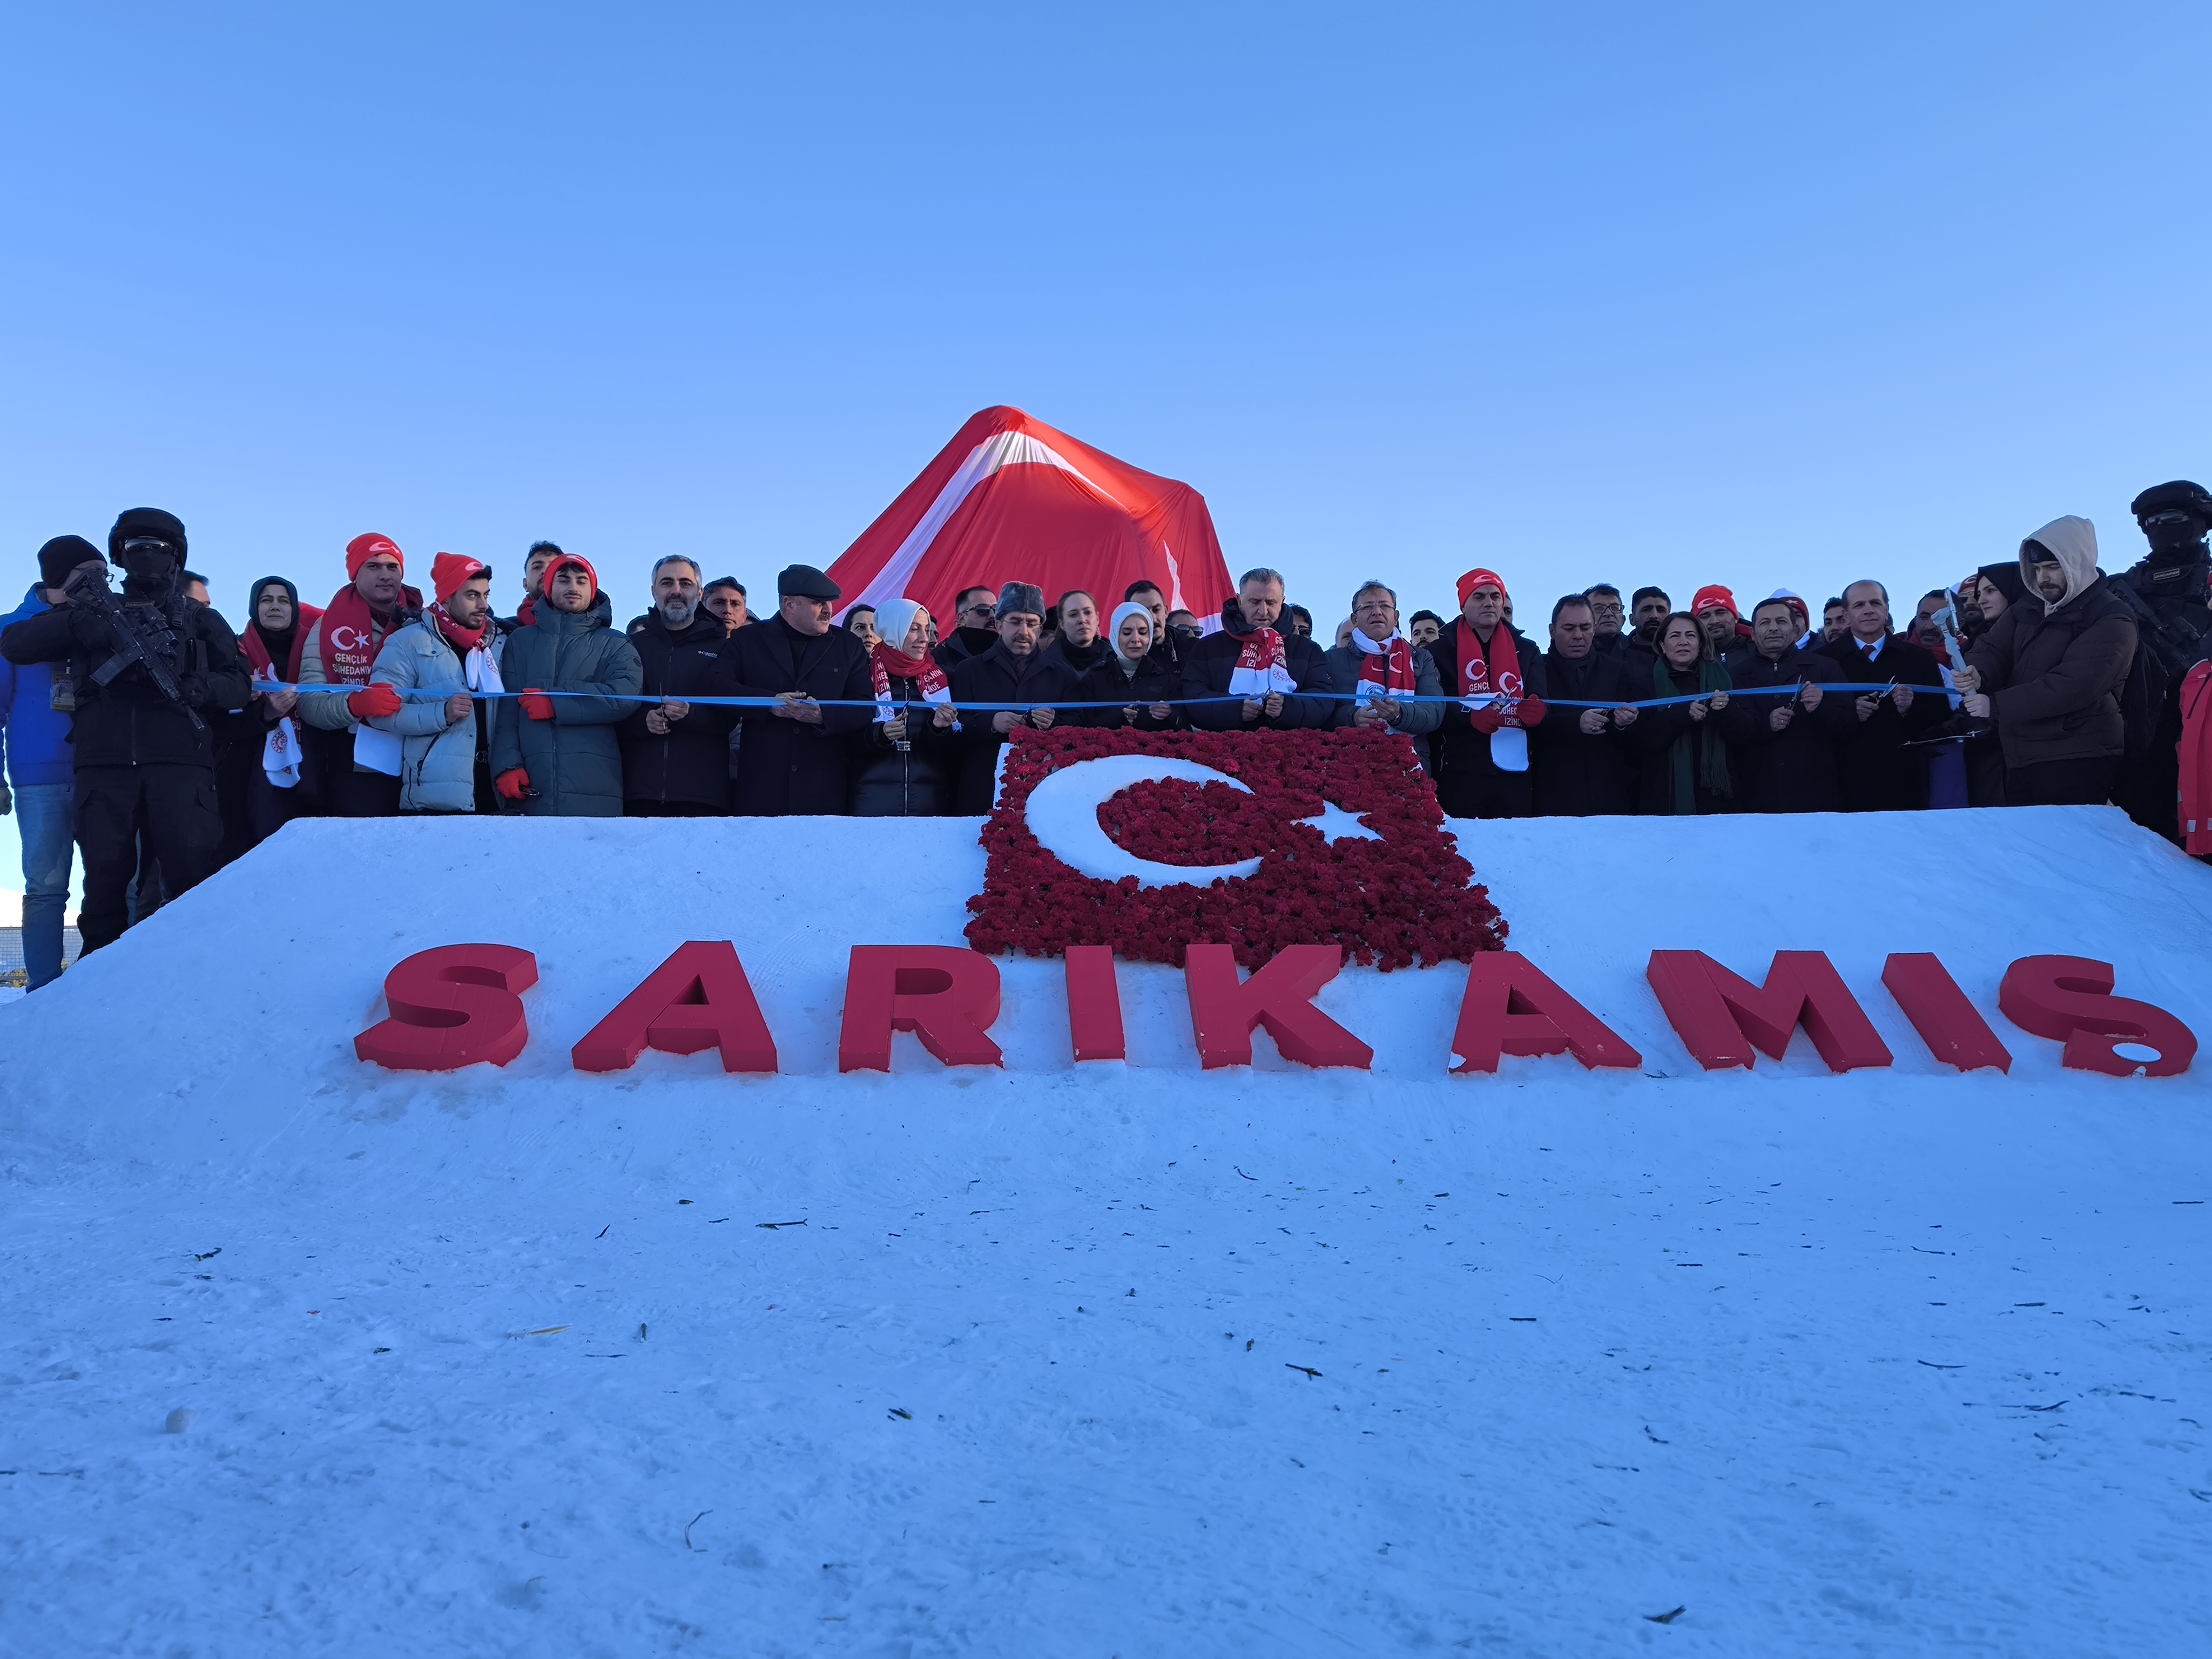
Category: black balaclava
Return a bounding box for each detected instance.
[109,508,187,605]
[2130,481,2212,567]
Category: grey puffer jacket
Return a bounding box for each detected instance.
[367,614,507,813]
[489,603,644,816]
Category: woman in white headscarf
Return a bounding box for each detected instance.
[851,596,957,814]
[1074,601,1182,730]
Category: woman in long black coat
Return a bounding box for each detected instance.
[1075,604,1183,730]
[851,597,956,815]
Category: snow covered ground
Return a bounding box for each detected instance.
[1,807,2207,1656]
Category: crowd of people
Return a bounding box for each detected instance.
[4,482,2210,989]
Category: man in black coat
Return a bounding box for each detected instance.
[931,586,1003,672]
[1723,596,1850,813]
[0,508,250,954]
[947,582,1081,813]
[1181,568,1338,732]
[1427,568,1549,819]
[1809,579,1947,811]
[1529,595,1640,815]
[727,563,873,815]
[622,556,740,816]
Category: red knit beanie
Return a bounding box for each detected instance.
[432,552,488,605]
[1691,583,1739,619]
[346,532,404,581]
[1455,567,1508,608]
[542,554,598,604]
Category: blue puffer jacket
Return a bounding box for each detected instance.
[366,613,508,813]
[0,585,73,786]
[489,603,644,817]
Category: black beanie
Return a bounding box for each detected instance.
[108,507,187,562]
[38,535,103,589]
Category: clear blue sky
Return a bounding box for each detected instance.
[2,3,2207,889]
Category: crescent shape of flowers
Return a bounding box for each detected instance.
[1023,755,1265,889]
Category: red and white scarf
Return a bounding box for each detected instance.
[241,602,322,685]
[1454,619,1531,725]
[1228,626,1297,698]
[317,585,403,685]
[1352,627,1417,703]
[431,603,504,694]
[871,641,952,724]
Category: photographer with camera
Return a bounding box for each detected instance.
[0,509,249,955]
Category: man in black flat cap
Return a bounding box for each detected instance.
[2108,480,2212,840]
[726,563,873,814]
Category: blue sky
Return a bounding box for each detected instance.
[2,3,2207,891]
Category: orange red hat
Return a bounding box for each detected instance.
[541,552,598,603]
[431,552,488,605]
[345,532,404,581]
[1691,584,1740,619]
[1455,567,1508,608]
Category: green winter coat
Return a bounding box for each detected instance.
[489,603,644,816]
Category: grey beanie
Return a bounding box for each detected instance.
[996,581,1046,619]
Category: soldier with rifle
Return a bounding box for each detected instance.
[0,509,250,955]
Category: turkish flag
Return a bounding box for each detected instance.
[966,728,1507,971]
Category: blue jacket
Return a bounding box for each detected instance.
[0,585,72,786]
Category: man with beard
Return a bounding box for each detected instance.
[1528,594,1639,815]
[1623,586,1671,664]
[365,554,507,814]
[932,586,1003,671]
[948,582,1081,812]
[298,532,424,817]
[728,563,875,815]
[1723,595,1848,812]
[1182,568,1337,731]
[621,556,740,816]
[0,509,248,955]
[2108,480,2212,840]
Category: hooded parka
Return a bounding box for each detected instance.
[490,599,644,817]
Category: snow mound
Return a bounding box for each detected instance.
[1,807,2208,1655]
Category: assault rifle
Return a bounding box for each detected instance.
[64,567,206,733]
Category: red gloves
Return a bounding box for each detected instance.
[495,768,531,801]
[347,683,402,719]
[520,688,555,721]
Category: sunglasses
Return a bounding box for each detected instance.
[2142,510,2197,528]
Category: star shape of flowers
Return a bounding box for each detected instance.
[1297,800,1383,845]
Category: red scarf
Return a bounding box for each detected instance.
[871,640,950,720]
[432,603,486,653]
[1353,629,1418,696]
[1455,619,1545,731]
[241,602,322,683]
[1228,626,1294,697]
[318,584,419,685]
[514,596,537,628]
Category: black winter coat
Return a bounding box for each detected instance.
[1073,653,1184,731]
[1964,576,2138,768]
[729,617,874,814]
[1426,623,1550,786]
[1181,601,1339,731]
[621,610,740,809]
[1809,633,1948,811]
[1,594,250,770]
[932,626,1003,673]
[947,641,1081,813]
[1624,665,1759,815]
[1719,645,1852,813]
[1529,648,1638,816]
[849,673,955,815]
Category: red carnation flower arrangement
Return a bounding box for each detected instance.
[965,727,1508,970]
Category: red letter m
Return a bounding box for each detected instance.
[1647,950,1892,1073]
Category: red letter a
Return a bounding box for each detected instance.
[355,943,539,1072]
[1647,949,1892,1073]
[570,940,778,1073]
[1184,943,1373,1070]
[838,946,1004,1072]
[1451,952,1641,1073]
